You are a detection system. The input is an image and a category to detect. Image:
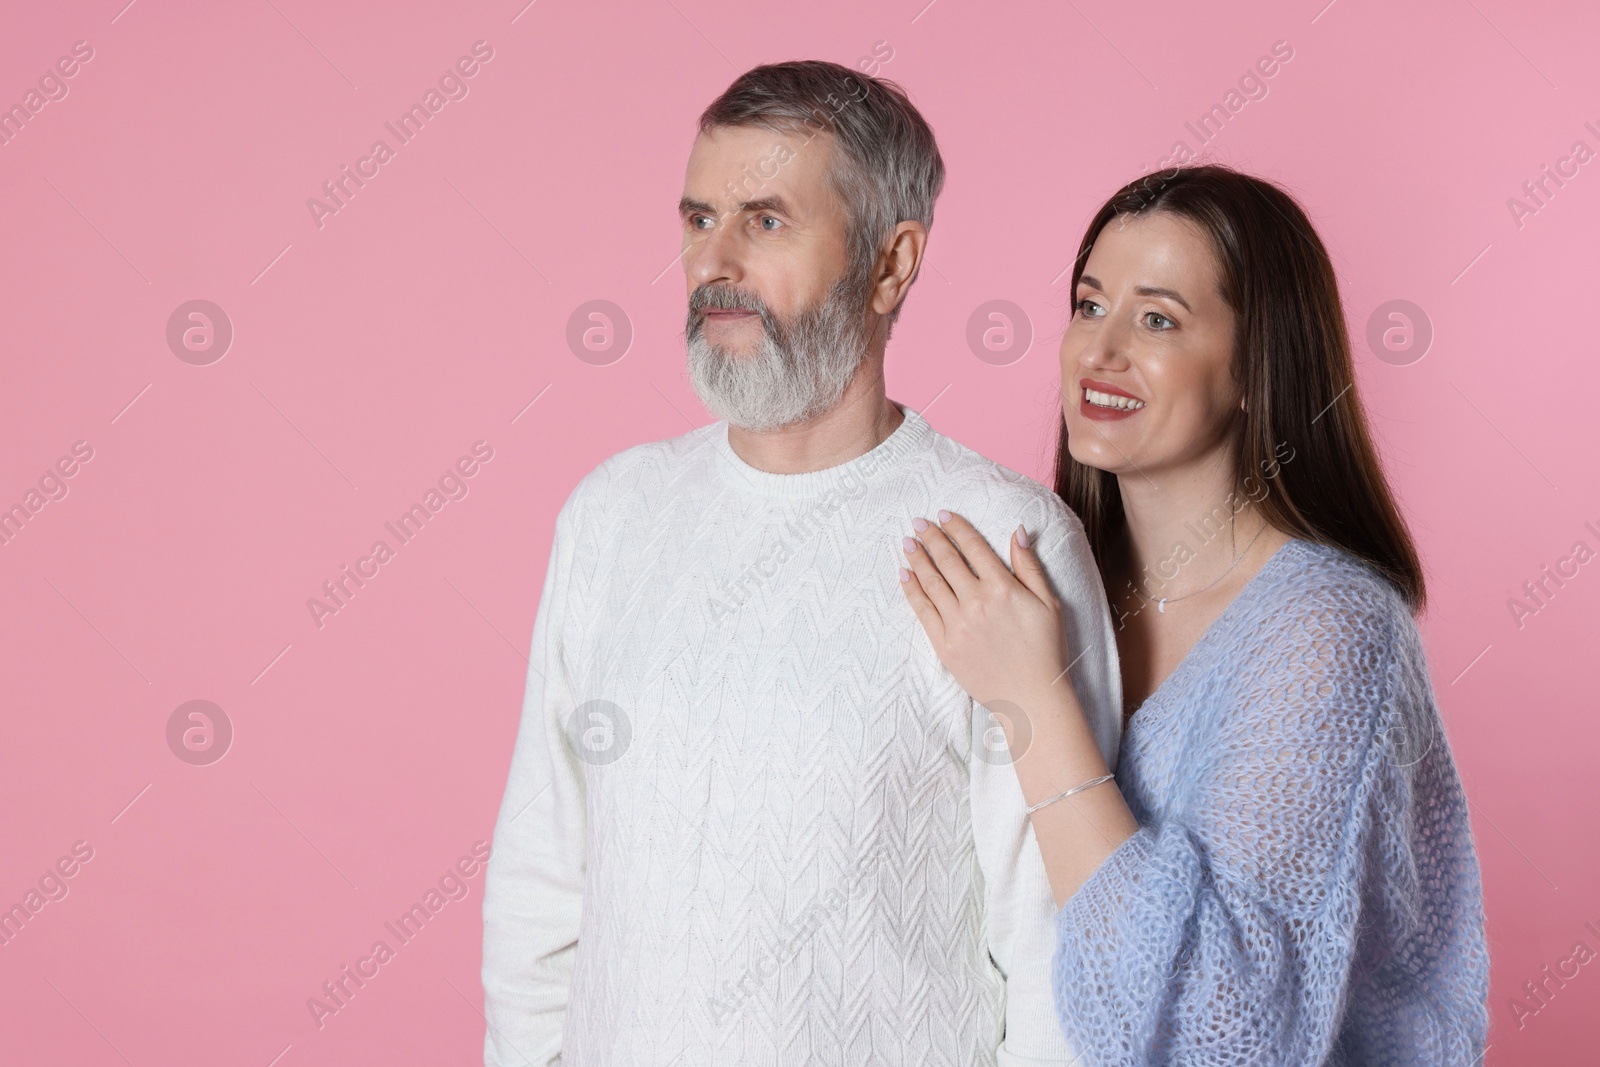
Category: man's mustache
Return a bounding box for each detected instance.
[689,287,767,316]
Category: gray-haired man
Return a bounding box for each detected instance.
[481,59,1121,1066]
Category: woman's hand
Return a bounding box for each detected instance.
[897,510,1070,721]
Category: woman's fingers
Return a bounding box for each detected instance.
[911,517,979,599]
[897,562,946,646]
[902,531,960,618]
[928,511,1016,586]
[1005,522,1058,607]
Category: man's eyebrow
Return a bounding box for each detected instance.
[678,195,795,218]
[1077,274,1192,313]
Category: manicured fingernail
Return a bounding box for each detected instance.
[902,536,918,553]
[898,567,912,582]
[1016,524,1029,548]
[912,517,928,532]
[937,509,952,522]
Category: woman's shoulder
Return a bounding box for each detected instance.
[1204,537,1421,732]
[1241,537,1415,648]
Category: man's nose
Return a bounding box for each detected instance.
[686,215,745,289]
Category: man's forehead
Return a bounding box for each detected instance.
[682,124,834,210]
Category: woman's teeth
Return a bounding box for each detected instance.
[1085,388,1145,410]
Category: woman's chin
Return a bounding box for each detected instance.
[1065,439,1125,476]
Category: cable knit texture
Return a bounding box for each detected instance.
[482,403,1125,1066]
[1052,538,1491,1065]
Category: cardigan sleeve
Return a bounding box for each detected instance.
[481,488,589,1067]
[1051,592,1402,1065]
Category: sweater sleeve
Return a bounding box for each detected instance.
[481,489,588,1067]
[1051,591,1400,1066]
[970,503,1124,1064]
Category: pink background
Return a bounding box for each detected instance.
[2,0,1596,1063]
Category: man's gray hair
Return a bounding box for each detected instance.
[697,59,945,334]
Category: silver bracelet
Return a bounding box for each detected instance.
[1025,773,1115,815]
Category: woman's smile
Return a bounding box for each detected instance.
[1079,378,1147,421]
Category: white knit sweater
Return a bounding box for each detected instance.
[481,402,1123,1066]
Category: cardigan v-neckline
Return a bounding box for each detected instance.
[1123,536,1308,732]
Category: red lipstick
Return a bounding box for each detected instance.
[1078,378,1146,422]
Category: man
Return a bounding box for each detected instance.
[481,59,1122,1066]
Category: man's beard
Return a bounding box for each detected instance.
[685,266,877,433]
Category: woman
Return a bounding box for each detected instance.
[896,165,1490,1064]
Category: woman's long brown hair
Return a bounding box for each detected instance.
[1052,164,1426,613]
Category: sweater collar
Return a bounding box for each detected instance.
[712,401,933,500]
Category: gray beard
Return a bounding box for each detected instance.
[685,270,876,433]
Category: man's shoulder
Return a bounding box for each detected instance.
[562,421,721,525]
[917,426,1083,542]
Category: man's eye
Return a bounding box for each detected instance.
[759,215,782,231]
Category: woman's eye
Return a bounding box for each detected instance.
[1145,311,1173,329]
[1074,297,1103,317]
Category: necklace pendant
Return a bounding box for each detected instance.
[1157,598,1167,614]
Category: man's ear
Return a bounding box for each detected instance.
[870,220,928,317]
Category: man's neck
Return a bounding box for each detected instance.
[725,370,905,476]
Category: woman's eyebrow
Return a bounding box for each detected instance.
[1078,274,1192,313]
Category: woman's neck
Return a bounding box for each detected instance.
[1112,453,1270,602]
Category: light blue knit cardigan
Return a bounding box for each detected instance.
[1053,538,1490,1065]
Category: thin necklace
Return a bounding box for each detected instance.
[1129,519,1269,615]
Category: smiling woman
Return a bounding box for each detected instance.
[896,164,1491,1064]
